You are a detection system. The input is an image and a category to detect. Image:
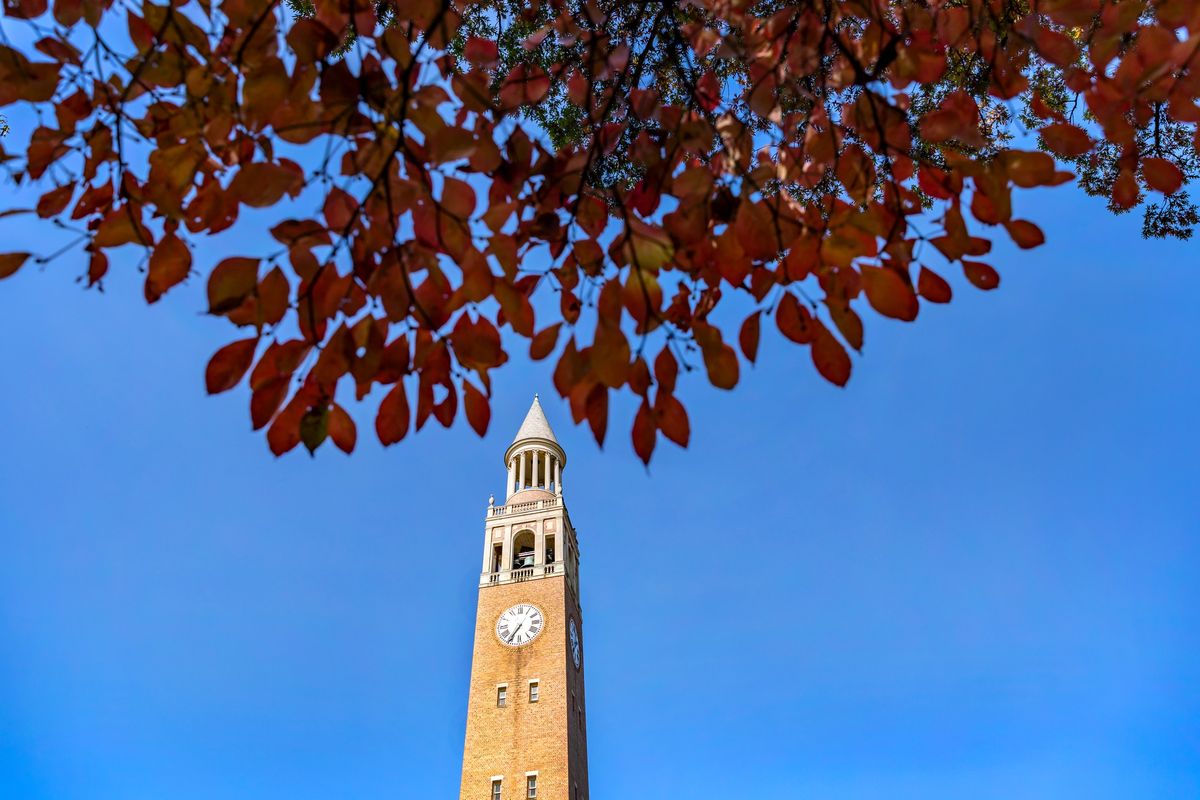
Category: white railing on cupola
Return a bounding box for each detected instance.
[488,496,561,517]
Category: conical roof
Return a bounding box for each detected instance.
[512,394,559,445]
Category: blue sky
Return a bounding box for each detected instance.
[2,152,1200,797]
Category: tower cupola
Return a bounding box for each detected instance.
[504,395,566,501]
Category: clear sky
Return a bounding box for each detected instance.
[2,158,1199,797]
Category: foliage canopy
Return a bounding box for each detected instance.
[1,0,1198,460]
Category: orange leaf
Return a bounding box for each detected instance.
[205,337,258,394]
[323,187,356,230]
[739,311,761,362]
[375,382,410,445]
[776,293,815,343]
[654,391,690,447]
[230,162,303,208]
[963,261,1000,290]
[463,381,490,436]
[328,404,357,453]
[36,185,73,218]
[1112,169,1139,209]
[1142,158,1184,195]
[695,324,739,390]
[917,266,952,303]
[861,265,919,321]
[811,321,851,387]
[1004,219,1045,249]
[0,252,31,280]
[530,323,561,361]
[1040,122,1094,157]
[145,232,192,303]
[631,400,656,464]
[207,257,259,314]
[654,347,678,393]
[267,397,306,456]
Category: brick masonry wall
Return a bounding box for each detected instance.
[459,574,589,800]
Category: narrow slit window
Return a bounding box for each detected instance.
[526,775,537,798]
[491,779,502,800]
[529,681,539,703]
[496,686,507,708]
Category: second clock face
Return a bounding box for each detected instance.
[496,604,545,647]
[569,617,581,669]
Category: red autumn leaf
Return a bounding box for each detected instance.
[776,293,815,343]
[739,311,761,362]
[463,382,490,436]
[376,382,410,446]
[207,257,259,314]
[230,162,303,208]
[654,391,689,447]
[631,400,656,465]
[1112,169,1139,209]
[1142,158,1184,195]
[464,37,499,68]
[0,252,31,280]
[811,321,851,387]
[963,261,1001,290]
[1040,122,1094,157]
[145,232,192,303]
[441,177,477,219]
[530,323,561,361]
[1004,219,1046,250]
[205,338,258,394]
[267,398,305,456]
[328,404,357,453]
[36,185,73,218]
[917,267,953,303]
[861,265,919,321]
[695,325,739,390]
[323,187,356,230]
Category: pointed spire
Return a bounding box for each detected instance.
[512,394,559,445]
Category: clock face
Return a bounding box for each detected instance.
[569,618,581,668]
[496,604,545,647]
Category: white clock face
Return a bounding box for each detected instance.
[496,604,545,647]
[569,618,581,668]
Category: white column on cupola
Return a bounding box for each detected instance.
[503,394,565,500]
[506,457,516,499]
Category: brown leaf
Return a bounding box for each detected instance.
[1004,219,1045,250]
[963,261,1000,290]
[631,400,656,464]
[0,252,31,280]
[811,322,851,387]
[1142,158,1184,195]
[328,404,357,453]
[36,185,73,218]
[145,233,191,303]
[1040,123,1093,157]
[861,265,919,321]
[376,382,410,445]
[205,338,258,394]
[739,311,761,362]
[463,381,490,436]
[207,257,260,314]
[530,323,561,361]
[776,293,815,343]
[917,267,953,303]
[654,391,690,447]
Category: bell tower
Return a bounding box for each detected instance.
[459,396,590,800]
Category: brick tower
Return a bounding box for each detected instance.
[459,396,589,800]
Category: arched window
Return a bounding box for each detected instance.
[512,530,535,569]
